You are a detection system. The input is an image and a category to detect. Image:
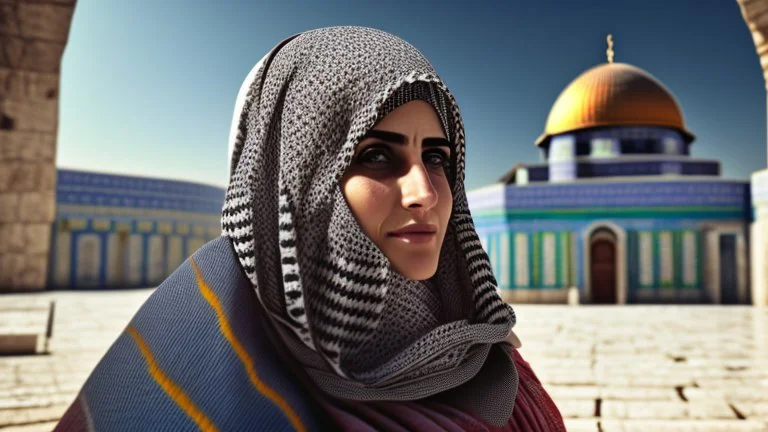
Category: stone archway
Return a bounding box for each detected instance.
[0,2,77,291]
[738,0,768,90]
[738,0,768,305]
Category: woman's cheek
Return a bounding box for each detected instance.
[344,176,392,232]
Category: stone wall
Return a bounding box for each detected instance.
[738,0,768,91]
[738,0,768,305]
[0,1,76,292]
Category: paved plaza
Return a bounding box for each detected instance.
[0,289,767,431]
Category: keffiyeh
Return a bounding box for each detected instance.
[222,26,518,425]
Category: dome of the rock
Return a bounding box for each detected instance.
[535,62,694,146]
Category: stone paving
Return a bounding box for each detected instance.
[0,289,767,431]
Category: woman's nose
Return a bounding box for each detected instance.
[400,163,438,211]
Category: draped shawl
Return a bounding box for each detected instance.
[221,26,519,425]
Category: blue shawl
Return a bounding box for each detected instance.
[54,236,327,431]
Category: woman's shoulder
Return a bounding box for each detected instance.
[55,236,327,431]
[148,235,248,307]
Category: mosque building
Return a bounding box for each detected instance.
[48,169,225,289]
[51,40,753,302]
[17,37,755,304]
[467,37,753,305]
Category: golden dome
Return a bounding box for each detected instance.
[535,62,694,147]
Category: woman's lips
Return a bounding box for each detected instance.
[388,224,438,244]
[388,232,436,244]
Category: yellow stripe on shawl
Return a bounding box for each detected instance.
[127,326,218,432]
[190,258,307,432]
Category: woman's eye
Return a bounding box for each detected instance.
[355,146,451,173]
[357,147,392,166]
[424,150,450,168]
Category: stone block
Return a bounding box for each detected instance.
[18,3,75,42]
[600,387,679,401]
[0,403,68,426]
[552,399,595,418]
[694,378,752,393]
[22,132,56,161]
[741,0,768,22]
[563,419,598,432]
[546,385,600,400]
[0,134,20,160]
[0,4,21,36]
[0,164,10,192]
[595,420,627,432]
[687,401,738,419]
[0,132,22,160]
[731,401,768,417]
[0,36,65,73]
[23,223,50,254]
[0,35,24,68]
[0,224,7,253]
[5,161,38,191]
[25,404,69,423]
[0,131,56,161]
[629,375,694,388]
[21,39,66,73]
[0,98,58,132]
[0,192,20,222]
[750,213,768,306]
[1,161,58,193]
[611,419,768,432]
[627,401,688,420]
[10,252,46,290]
[751,9,768,33]
[39,163,56,191]
[602,400,689,420]
[0,67,60,101]
[763,69,768,90]
[546,371,596,386]
[601,400,627,419]
[615,420,695,432]
[0,252,25,288]
[15,0,76,5]
[0,408,29,426]
[0,223,24,253]
[16,372,55,386]
[0,253,13,286]
[724,387,768,402]
[19,191,55,223]
[701,419,768,432]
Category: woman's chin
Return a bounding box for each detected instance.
[391,260,439,281]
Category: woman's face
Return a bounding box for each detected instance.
[341,100,453,280]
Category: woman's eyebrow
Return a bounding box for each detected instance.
[422,137,451,149]
[362,130,406,143]
[362,130,450,148]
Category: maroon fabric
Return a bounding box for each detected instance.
[501,348,567,432]
[54,396,89,432]
[322,348,567,431]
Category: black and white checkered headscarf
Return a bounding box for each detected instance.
[222,26,518,425]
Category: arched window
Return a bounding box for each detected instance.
[549,135,575,162]
[590,137,618,158]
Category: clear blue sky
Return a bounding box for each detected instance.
[58,0,766,191]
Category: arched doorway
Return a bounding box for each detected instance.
[590,229,618,304]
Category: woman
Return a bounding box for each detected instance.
[55,26,565,431]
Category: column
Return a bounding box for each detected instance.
[0,1,77,291]
[738,0,768,305]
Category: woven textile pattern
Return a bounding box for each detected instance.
[221,26,518,425]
